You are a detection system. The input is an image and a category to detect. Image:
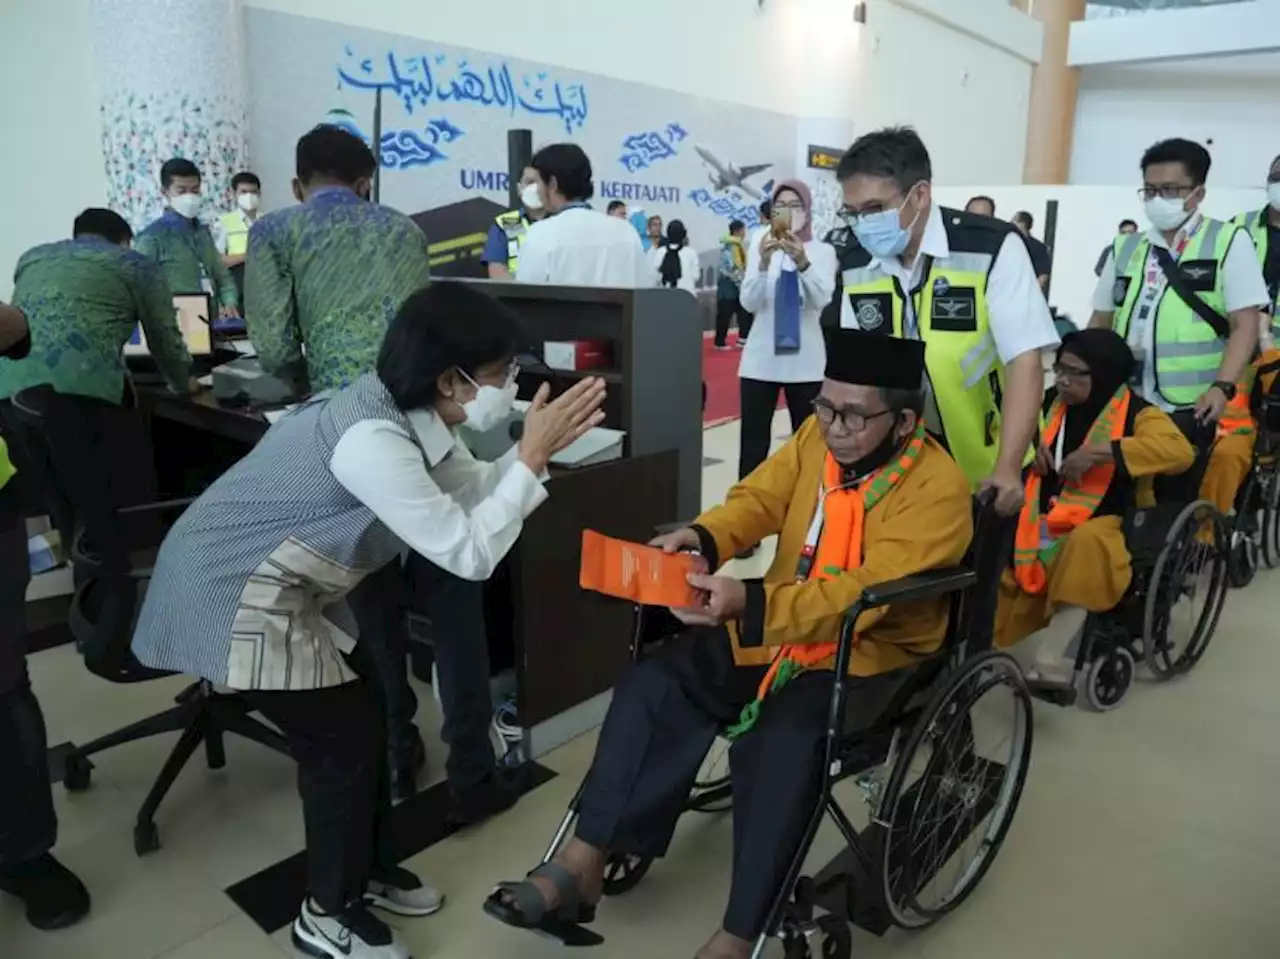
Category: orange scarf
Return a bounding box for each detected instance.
[1218,370,1258,439]
[725,426,926,739]
[1014,386,1130,595]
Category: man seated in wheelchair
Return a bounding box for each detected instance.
[996,330,1196,681]
[485,330,973,958]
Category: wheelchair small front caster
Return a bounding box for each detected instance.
[62,752,93,792]
[134,820,161,857]
[600,852,653,897]
[1083,647,1134,712]
[783,916,852,959]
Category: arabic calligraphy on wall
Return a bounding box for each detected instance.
[325,110,465,171]
[337,47,589,136]
[618,123,688,173]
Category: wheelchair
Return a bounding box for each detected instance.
[1029,410,1230,713]
[1227,383,1280,584]
[529,499,1033,958]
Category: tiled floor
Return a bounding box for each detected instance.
[7,411,1280,958]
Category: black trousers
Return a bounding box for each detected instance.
[738,378,821,480]
[405,556,496,790]
[575,628,841,941]
[715,299,751,348]
[246,677,394,913]
[346,559,419,766]
[0,492,57,868]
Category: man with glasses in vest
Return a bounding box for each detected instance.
[1089,138,1269,518]
[834,126,1059,517]
[1232,153,1280,350]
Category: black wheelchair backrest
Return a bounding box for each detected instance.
[950,496,1016,656]
[1151,408,1216,505]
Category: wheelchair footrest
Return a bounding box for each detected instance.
[529,923,606,947]
[1027,678,1078,707]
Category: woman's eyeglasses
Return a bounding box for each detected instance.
[1052,364,1090,383]
[812,398,892,433]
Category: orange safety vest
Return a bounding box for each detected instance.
[1014,387,1131,596]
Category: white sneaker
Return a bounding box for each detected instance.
[292,898,411,959]
[367,867,445,917]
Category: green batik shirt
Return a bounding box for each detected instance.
[1,237,192,404]
[135,209,239,311]
[245,186,431,392]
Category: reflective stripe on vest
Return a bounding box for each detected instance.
[842,252,1002,486]
[495,211,528,272]
[1112,218,1236,406]
[219,212,250,256]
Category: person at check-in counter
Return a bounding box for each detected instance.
[835,126,1060,516]
[244,124,431,395]
[129,283,607,959]
[481,166,548,280]
[0,207,193,406]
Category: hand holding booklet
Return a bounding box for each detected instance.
[579,530,700,608]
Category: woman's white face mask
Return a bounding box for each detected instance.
[458,367,518,432]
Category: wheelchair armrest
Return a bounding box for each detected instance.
[858,566,976,610]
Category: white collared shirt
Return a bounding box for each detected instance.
[515,206,650,287]
[1093,212,1268,410]
[327,407,548,581]
[843,202,1058,365]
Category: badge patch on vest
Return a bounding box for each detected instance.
[930,288,978,332]
[1179,259,1219,291]
[932,276,950,296]
[1113,277,1131,307]
[850,293,891,332]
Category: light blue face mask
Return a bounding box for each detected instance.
[845,187,923,260]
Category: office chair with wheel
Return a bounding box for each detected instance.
[9,385,292,856]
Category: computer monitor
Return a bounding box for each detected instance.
[124,292,213,357]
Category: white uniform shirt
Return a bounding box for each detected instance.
[329,408,548,582]
[515,206,649,287]
[737,232,838,384]
[647,245,700,293]
[1093,213,1269,410]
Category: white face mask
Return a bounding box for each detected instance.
[790,208,808,234]
[520,183,543,212]
[169,193,202,219]
[1144,195,1191,233]
[1268,183,1280,213]
[459,368,518,433]
[237,192,260,213]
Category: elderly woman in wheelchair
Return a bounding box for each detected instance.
[483,331,1026,959]
[996,330,1201,708]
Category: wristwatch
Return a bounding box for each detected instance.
[1211,380,1237,400]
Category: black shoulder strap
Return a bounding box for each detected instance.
[1151,245,1230,340]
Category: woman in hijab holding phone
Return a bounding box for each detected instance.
[995,329,1195,681]
[737,181,838,497]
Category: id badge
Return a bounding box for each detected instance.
[199,267,214,295]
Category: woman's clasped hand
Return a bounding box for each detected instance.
[517,377,608,473]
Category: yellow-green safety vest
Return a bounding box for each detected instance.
[1233,208,1279,338]
[495,210,529,273]
[219,211,251,257]
[0,438,13,491]
[1110,217,1236,406]
[839,208,1010,487]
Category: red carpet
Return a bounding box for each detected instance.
[703,331,744,428]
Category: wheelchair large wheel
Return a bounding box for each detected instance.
[1261,471,1280,569]
[1142,501,1228,680]
[687,736,733,813]
[878,651,1033,929]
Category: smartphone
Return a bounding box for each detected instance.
[771,205,791,238]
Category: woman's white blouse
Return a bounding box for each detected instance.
[738,234,837,384]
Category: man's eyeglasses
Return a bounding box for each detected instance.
[1138,184,1195,201]
[812,398,892,432]
[1052,363,1090,382]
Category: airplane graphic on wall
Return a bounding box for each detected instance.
[694,145,773,199]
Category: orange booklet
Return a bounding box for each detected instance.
[579,529,701,608]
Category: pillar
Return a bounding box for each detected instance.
[1021,0,1086,184]
[89,0,249,231]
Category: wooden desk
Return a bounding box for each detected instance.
[135,389,679,745]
